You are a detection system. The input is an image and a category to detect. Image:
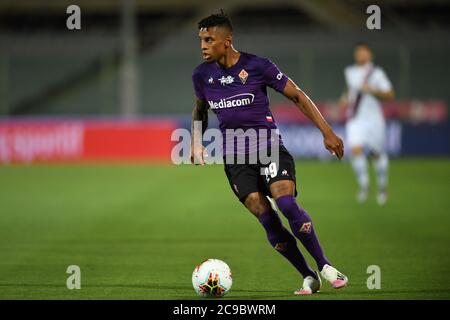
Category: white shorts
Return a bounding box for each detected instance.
[345,118,386,154]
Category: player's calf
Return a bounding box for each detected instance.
[350,152,369,203]
[258,208,316,280]
[374,152,389,206]
[275,195,331,270]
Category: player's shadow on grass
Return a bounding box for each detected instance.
[93,284,304,299]
[225,288,338,299]
[0,283,66,288]
[170,288,324,299]
[10,283,447,299]
[0,283,306,299]
[0,283,192,290]
[8,283,448,299]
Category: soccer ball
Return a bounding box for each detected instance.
[192,259,232,297]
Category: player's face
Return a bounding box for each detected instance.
[354,46,372,65]
[198,27,229,63]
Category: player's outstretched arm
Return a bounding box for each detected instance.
[282,79,344,160]
[190,98,209,165]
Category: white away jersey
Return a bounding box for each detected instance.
[344,62,392,122]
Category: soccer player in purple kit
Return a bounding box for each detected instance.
[190,11,348,295]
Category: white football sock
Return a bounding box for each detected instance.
[350,154,369,191]
[374,152,389,193]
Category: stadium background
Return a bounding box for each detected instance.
[0,0,449,299]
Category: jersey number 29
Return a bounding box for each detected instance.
[264,162,278,182]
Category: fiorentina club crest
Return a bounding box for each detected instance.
[299,222,312,234]
[274,242,288,252]
[238,69,248,84]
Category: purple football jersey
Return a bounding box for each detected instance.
[192,52,289,155]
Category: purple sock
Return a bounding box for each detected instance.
[258,209,316,279]
[275,195,331,270]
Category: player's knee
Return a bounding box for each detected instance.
[351,146,364,156]
[244,192,270,217]
[270,181,295,200]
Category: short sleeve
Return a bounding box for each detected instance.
[373,68,392,92]
[261,58,289,93]
[192,69,205,100]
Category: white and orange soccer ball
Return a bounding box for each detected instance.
[192,259,232,297]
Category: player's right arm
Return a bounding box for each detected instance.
[339,68,350,110]
[190,98,208,165]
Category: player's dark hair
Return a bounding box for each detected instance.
[355,41,371,50]
[198,9,233,32]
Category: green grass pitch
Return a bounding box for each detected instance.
[0,159,449,299]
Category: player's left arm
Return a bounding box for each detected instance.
[282,79,344,160]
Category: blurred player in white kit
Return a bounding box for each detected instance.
[340,42,395,205]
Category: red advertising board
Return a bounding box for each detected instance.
[0,119,176,163]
